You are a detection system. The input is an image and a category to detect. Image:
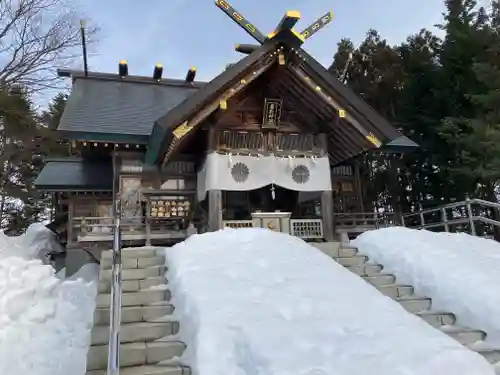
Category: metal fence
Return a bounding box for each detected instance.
[402,198,500,237]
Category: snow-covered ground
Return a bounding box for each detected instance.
[166,228,495,375]
[0,224,97,375]
[353,227,500,346]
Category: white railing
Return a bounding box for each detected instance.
[222,218,324,239]
[402,198,500,237]
[223,220,253,228]
[290,219,324,239]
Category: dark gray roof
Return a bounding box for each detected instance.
[383,135,419,153]
[34,158,113,191]
[58,78,200,138]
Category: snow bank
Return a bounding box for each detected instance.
[352,227,500,345]
[0,230,97,375]
[0,223,64,264]
[166,228,494,375]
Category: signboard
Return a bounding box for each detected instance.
[261,98,283,129]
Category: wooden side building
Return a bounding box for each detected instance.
[35,7,417,249]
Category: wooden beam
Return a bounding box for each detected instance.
[321,190,334,241]
[208,190,223,231]
[266,77,351,162]
[235,44,259,54]
[288,66,382,148]
[300,11,333,40]
[281,69,368,154]
[268,10,301,39]
[214,0,266,44]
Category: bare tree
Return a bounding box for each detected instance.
[0,0,98,92]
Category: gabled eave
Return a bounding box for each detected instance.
[144,42,279,166]
[296,49,403,144]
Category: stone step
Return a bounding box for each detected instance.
[472,347,500,364]
[361,274,396,286]
[101,247,159,259]
[335,255,368,267]
[376,284,414,298]
[440,325,486,346]
[396,296,432,313]
[416,311,456,328]
[86,364,191,375]
[91,321,179,345]
[101,256,165,270]
[100,265,166,281]
[98,277,165,293]
[346,264,383,276]
[87,341,186,371]
[96,289,170,308]
[311,243,358,258]
[94,302,175,325]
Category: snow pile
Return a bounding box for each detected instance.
[353,227,500,345]
[0,223,64,264]
[0,229,97,375]
[166,228,494,375]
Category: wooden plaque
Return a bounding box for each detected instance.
[261,98,283,129]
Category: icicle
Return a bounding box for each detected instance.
[288,156,294,170]
[227,152,233,168]
[270,184,276,200]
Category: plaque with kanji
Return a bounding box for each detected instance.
[261,98,283,129]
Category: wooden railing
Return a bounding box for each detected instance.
[333,212,399,230]
[72,216,188,243]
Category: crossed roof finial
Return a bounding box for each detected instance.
[215,0,333,52]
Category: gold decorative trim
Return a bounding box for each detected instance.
[172,121,192,140]
[278,52,285,65]
[365,133,382,147]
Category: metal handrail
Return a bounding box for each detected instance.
[402,198,500,236]
[107,151,122,375]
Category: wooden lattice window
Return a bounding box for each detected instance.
[276,133,322,153]
[219,131,264,151]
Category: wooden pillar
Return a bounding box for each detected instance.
[353,160,364,212]
[321,190,335,241]
[145,199,151,246]
[67,197,74,244]
[208,190,223,231]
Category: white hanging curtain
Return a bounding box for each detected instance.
[197,152,332,201]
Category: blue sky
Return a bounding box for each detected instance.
[74,0,489,82]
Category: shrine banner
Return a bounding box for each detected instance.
[197,152,332,201]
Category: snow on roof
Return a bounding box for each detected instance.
[166,228,494,375]
[353,227,500,346]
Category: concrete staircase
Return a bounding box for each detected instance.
[312,242,500,368]
[86,246,191,375]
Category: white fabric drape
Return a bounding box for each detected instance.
[197,152,332,201]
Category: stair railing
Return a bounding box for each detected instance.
[107,151,123,375]
[401,198,500,237]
